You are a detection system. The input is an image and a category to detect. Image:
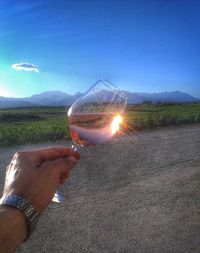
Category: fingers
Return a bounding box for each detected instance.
[60,171,70,185]
[41,156,78,172]
[65,156,78,168]
[40,156,78,184]
[59,156,78,184]
[57,156,78,173]
[28,147,81,164]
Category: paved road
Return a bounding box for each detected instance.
[0,125,200,253]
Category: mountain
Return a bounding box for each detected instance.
[135,91,198,103]
[0,91,82,109]
[50,92,82,106]
[0,90,199,109]
[118,90,200,104]
[27,91,69,105]
[0,97,36,109]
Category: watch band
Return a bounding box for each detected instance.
[0,194,40,241]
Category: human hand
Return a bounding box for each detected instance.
[1,147,81,212]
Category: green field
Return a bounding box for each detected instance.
[0,104,199,147]
[0,107,69,147]
[125,103,200,130]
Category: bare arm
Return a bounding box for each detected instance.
[0,206,27,253]
[0,147,80,253]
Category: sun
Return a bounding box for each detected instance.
[111,115,123,134]
[0,86,14,97]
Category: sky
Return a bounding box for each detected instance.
[0,0,200,98]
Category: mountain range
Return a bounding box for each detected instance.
[0,90,199,109]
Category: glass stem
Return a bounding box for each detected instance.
[71,144,79,151]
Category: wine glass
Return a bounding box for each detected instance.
[53,79,127,203]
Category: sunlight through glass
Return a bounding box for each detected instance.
[111,115,123,135]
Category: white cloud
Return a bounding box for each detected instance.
[11,62,39,73]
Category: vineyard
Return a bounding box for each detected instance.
[0,104,199,146]
[125,103,200,130]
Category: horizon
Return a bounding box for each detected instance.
[0,88,199,100]
[0,0,200,98]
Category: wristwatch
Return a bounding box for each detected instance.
[0,194,40,241]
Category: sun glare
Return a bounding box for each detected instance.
[0,86,13,97]
[111,115,123,134]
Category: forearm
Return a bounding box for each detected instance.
[0,206,27,253]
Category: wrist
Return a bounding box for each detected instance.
[0,205,27,228]
[0,194,40,241]
[0,206,27,252]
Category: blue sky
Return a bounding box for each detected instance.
[0,0,200,98]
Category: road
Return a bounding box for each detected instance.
[0,125,199,253]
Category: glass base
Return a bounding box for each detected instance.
[52,190,65,203]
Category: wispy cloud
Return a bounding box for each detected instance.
[11,63,39,73]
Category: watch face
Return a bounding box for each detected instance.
[7,195,22,205]
[3,195,25,208]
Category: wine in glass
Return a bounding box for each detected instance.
[68,79,127,149]
[53,79,127,202]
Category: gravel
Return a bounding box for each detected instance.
[0,125,200,253]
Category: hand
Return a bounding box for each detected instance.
[1,147,81,212]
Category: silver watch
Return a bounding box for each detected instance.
[0,194,40,240]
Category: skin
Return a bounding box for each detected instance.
[0,147,81,253]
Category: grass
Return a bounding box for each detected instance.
[125,103,200,130]
[0,118,69,147]
[0,104,199,147]
[0,107,69,146]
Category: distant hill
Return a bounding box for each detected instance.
[0,90,199,109]
[27,91,69,105]
[106,90,199,104]
[134,91,199,103]
[0,97,36,109]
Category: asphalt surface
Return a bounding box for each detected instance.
[0,125,199,253]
